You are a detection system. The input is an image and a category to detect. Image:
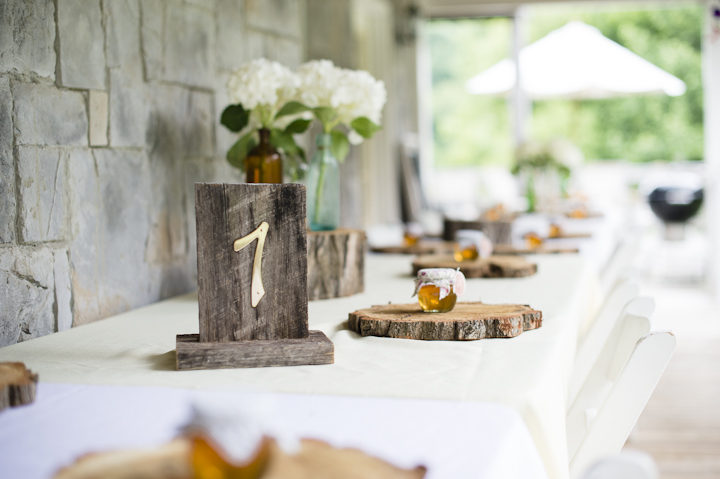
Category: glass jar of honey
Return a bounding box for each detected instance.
[454,230,493,262]
[403,222,423,247]
[413,268,466,313]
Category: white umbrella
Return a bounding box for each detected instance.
[465,21,686,99]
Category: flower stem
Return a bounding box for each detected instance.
[313,157,327,225]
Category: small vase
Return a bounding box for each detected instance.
[307,133,340,231]
[245,128,282,184]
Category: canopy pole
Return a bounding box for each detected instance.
[511,6,531,145]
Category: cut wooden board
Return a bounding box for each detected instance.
[348,302,542,341]
[412,254,537,278]
[0,362,38,411]
[493,244,579,255]
[308,229,365,300]
[176,331,334,370]
[54,437,426,479]
[371,241,453,255]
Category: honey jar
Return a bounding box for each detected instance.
[524,232,543,250]
[413,268,466,313]
[454,230,493,262]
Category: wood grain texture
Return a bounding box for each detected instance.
[371,241,453,255]
[493,244,580,255]
[412,254,537,278]
[195,183,308,342]
[307,229,365,300]
[348,302,542,340]
[176,331,334,370]
[0,362,38,411]
[443,219,513,244]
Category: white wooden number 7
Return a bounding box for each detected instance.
[233,221,269,308]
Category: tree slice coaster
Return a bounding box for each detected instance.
[308,228,365,300]
[371,241,453,255]
[348,302,542,341]
[0,362,38,411]
[493,244,579,255]
[412,254,537,278]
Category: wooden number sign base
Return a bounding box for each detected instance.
[412,254,537,278]
[176,331,334,370]
[0,362,38,411]
[307,229,365,300]
[348,302,542,341]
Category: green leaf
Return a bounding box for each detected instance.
[220,104,250,133]
[270,129,307,160]
[350,117,382,138]
[283,119,312,135]
[226,132,257,171]
[330,130,350,162]
[275,101,310,119]
[313,107,336,128]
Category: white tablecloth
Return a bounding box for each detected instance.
[0,383,546,479]
[0,254,601,479]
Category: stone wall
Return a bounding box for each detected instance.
[0,0,306,346]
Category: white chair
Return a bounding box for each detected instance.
[581,450,659,479]
[599,236,641,296]
[568,330,676,478]
[571,280,645,403]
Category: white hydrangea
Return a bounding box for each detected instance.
[296,60,387,129]
[226,58,299,118]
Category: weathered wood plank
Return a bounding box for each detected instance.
[0,362,38,411]
[348,302,542,341]
[195,183,308,342]
[176,331,334,370]
[307,229,365,300]
[412,254,537,278]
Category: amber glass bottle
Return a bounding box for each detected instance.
[245,129,282,184]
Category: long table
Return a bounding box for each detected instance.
[0,254,601,479]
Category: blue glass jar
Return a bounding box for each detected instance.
[307,133,340,231]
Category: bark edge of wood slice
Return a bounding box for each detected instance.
[0,362,39,411]
[308,228,365,300]
[348,302,542,341]
[412,254,537,278]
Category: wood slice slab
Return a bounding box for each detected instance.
[348,302,542,341]
[371,241,453,255]
[412,254,537,278]
[176,331,334,370]
[0,362,38,411]
[308,229,365,300]
[493,244,579,255]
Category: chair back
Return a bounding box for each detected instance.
[569,331,676,478]
[571,280,643,403]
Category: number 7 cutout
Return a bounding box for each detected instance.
[233,221,269,308]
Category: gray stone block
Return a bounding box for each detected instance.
[53,249,73,331]
[270,35,303,69]
[163,4,216,88]
[93,148,155,318]
[0,247,55,346]
[185,91,214,156]
[139,0,163,79]
[246,0,302,38]
[183,156,216,280]
[109,69,148,147]
[104,0,143,79]
[67,148,102,325]
[216,0,246,71]
[0,0,56,78]
[12,81,88,146]
[56,0,106,90]
[16,146,66,243]
[0,76,14,243]
[89,90,109,147]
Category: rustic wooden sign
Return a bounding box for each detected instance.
[176,183,333,370]
[412,254,537,278]
[348,303,542,341]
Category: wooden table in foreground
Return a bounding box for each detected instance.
[0,254,602,479]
